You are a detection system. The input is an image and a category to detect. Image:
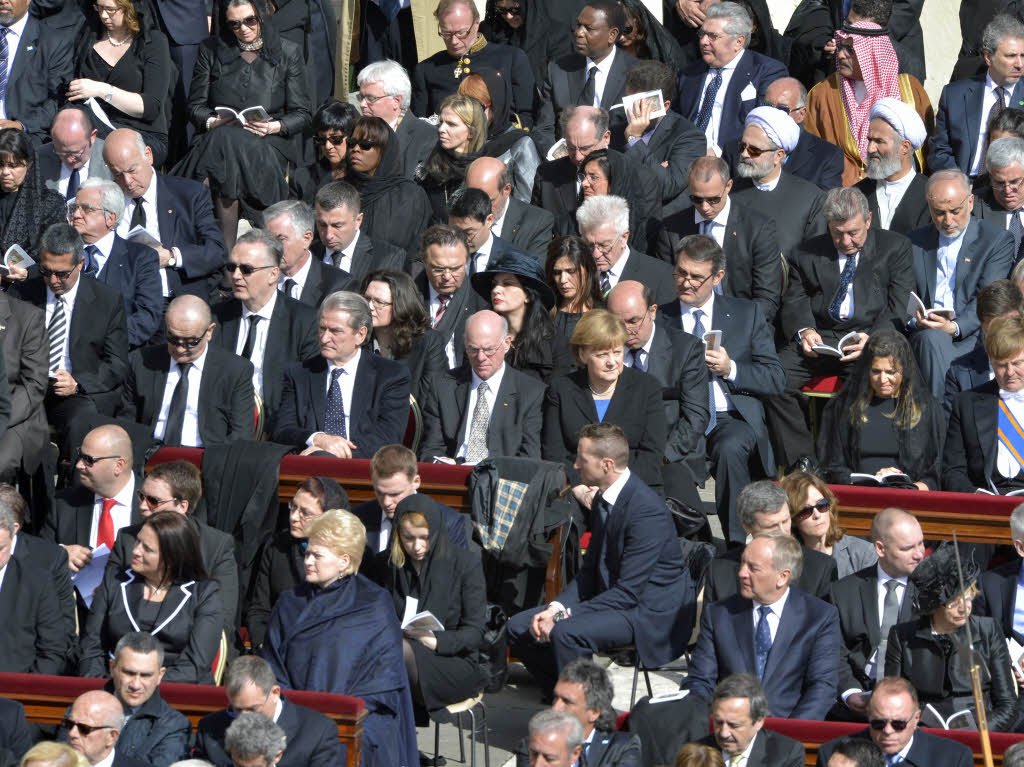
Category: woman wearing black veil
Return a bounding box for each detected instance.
[0,129,66,260]
[480,0,571,85]
[577,147,662,253]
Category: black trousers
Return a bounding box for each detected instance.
[707,412,758,545]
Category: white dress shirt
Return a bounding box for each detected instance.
[0,14,29,120]
[751,587,789,642]
[236,290,277,397]
[59,156,92,198]
[472,232,494,274]
[429,284,458,369]
[834,251,858,320]
[87,230,117,276]
[934,228,966,311]
[752,174,781,192]
[88,473,136,549]
[602,248,631,292]
[309,348,361,444]
[695,198,731,249]
[323,230,360,273]
[622,325,656,371]
[456,364,506,463]
[699,52,742,148]
[278,253,312,300]
[1007,208,1024,234]
[875,171,916,230]
[94,750,116,767]
[377,509,392,553]
[491,200,508,238]
[45,275,83,373]
[972,74,1008,176]
[117,172,173,295]
[721,730,759,767]
[585,45,617,108]
[153,346,209,447]
[679,293,737,411]
[866,566,908,678]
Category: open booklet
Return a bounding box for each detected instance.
[401,611,444,632]
[812,331,860,358]
[215,105,270,126]
[976,487,1024,496]
[0,244,33,275]
[609,89,667,120]
[920,702,977,730]
[849,472,913,487]
[123,225,162,250]
[908,291,956,321]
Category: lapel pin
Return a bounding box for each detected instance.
[167,209,173,214]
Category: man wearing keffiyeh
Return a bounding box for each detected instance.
[804,20,933,186]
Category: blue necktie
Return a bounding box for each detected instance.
[755,605,772,680]
[376,0,401,21]
[692,309,717,434]
[83,245,99,277]
[0,28,9,109]
[323,368,347,438]
[592,495,611,588]
[695,69,722,132]
[829,254,857,319]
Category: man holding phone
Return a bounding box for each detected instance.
[657,234,784,545]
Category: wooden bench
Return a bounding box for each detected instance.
[0,672,366,767]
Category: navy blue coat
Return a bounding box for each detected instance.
[154,173,229,299]
[94,235,163,348]
[943,343,991,416]
[929,75,1024,173]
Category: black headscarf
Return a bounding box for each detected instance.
[474,67,529,158]
[385,495,458,620]
[582,148,662,252]
[313,476,349,511]
[619,0,687,72]
[347,122,414,208]
[480,0,569,82]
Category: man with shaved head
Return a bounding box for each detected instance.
[66,690,150,767]
[828,508,924,720]
[37,107,112,199]
[465,157,553,260]
[43,425,140,574]
[117,295,254,447]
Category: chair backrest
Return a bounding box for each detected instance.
[403,394,423,453]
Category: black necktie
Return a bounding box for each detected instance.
[632,347,646,372]
[282,278,297,298]
[66,166,80,200]
[581,64,597,106]
[163,362,192,446]
[240,315,260,360]
[130,197,146,229]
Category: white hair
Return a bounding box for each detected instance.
[576,194,630,237]
[357,60,412,111]
[80,177,126,227]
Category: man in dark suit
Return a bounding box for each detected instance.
[211,230,318,430]
[659,235,785,544]
[466,157,554,261]
[534,0,636,152]
[0,0,73,144]
[706,482,838,601]
[930,15,1024,176]
[262,200,357,309]
[106,461,238,638]
[508,422,695,693]
[118,295,254,448]
[195,656,341,767]
[623,60,706,216]
[104,129,228,301]
[976,505,1024,639]
[576,193,675,304]
[273,291,410,459]
[71,179,162,349]
[448,186,528,275]
[312,181,406,284]
[419,309,545,462]
[854,98,931,235]
[765,187,915,469]
[38,107,111,199]
[11,224,130,434]
[908,171,1015,398]
[828,508,924,721]
[972,137,1024,264]
[0,290,46,488]
[356,60,437,179]
[66,690,155,767]
[943,279,1022,414]
[606,280,709,505]
[815,677,974,767]
[653,157,781,323]
[674,2,787,152]
[0,697,31,760]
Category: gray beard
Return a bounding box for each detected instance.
[736,157,774,180]
[866,152,904,180]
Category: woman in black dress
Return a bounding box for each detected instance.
[578,148,662,253]
[544,235,603,340]
[346,116,433,254]
[0,130,66,262]
[471,250,573,385]
[360,269,448,402]
[415,93,486,223]
[289,99,359,201]
[817,329,944,490]
[174,0,311,247]
[244,476,348,649]
[66,0,172,166]
[384,494,486,720]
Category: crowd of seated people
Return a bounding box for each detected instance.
[10,0,1024,764]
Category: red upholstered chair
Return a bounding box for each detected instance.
[801,375,842,441]
[403,394,423,453]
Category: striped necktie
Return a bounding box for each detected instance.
[48,297,67,375]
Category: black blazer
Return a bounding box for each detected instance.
[696,730,804,767]
[971,186,1012,228]
[294,257,357,309]
[653,203,782,324]
[12,532,75,671]
[79,570,224,683]
[418,364,546,461]
[529,156,580,240]
[413,275,487,369]
[394,329,448,403]
[707,546,838,602]
[515,729,641,767]
[624,111,706,215]
[211,294,318,425]
[975,559,1023,640]
[312,233,408,284]
[41,483,143,548]
[944,379,1011,492]
[644,323,710,468]
[94,236,163,348]
[273,352,411,458]
[118,344,255,446]
[393,112,438,179]
[618,249,676,306]
[0,293,48,477]
[815,728,973,767]
[3,16,74,143]
[244,532,304,648]
[828,565,917,693]
[855,173,932,235]
[0,555,65,674]
[10,275,129,416]
[943,344,991,416]
[542,366,667,491]
[730,172,826,260]
[0,698,31,760]
[155,173,229,300]
[500,198,555,262]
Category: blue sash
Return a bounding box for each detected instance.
[998,400,1024,473]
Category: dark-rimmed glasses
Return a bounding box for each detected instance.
[313,134,347,147]
[75,449,120,467]
[227,15,258,30]
[62,718,112,736]
[225,263,275,276]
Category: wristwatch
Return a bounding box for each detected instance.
[167,252,177,268]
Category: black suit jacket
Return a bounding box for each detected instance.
[618,249,676,306]
[155,173,229,299]
[42,483,143,548]
[13,532,75,671]
[531,155,584,239]
[943,379,1006,492]
[499,198,554,261]
[855,173,932,235]
[730,173,826,260]
[314,233,407,284]
[696,730,804,767]
[654,203,782,323]
[110,750,153,767]
[815,728,973,767]
[0,552,65,674]
[211,294,318,426]
[624,111,706,215]
[514,729,641,767]
[195,698,341,767]
[3,17,73,143]
[393,112,438,179]
[0,293,48,478]
[943,343,991,416]
[38,140,111,195]
[707,546,838,602]
[95,236,163,348]
[117,344,255,446]
[294,256,357,309]
[972,186,1012,228]
[414,275,486,369]
[273,352,411,458]
[10,275,129,416]
[0,698,31,760]
[418,364,546,461]
[828,565,917,693]
[644,323,710,467]
[976,559,1023,640]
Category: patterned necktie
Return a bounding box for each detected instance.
[97,498,116,549]
[1011,211,1024,265]
[0,28,9,108]
[581,64,598,107]
[691,309,717,434]
[240,315,260,360]
[695,69,722,132]
[376,0,401,21]
[433,295,450,329]
[163,362,192,446]
[754,605,772,680]
[83,245,99,277]
[829,254,857,319]
[599,271,611,296]
[282,278,297,298]
[324,368,347,438]
[130,197,146,229]
[464,381,490,463]
[730,755,742,767]
[876,580,901,681]
[47,296,67,376]
[66,166,80,201]
[632,347,646,372]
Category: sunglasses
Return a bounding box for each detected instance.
[227,14,258,29]
[40,265,78,280]
[869,718,912,732]
[62,718,113,736]
[738,141,774,158]
[75,449,120,467]
[758,98,795,114]
[226,263,275,276]
[136,490,179,507]
[166,334,206,350]
[350,140,377,151]
[794,497,830,522]
[496,5,521,16]
[689,194,723,206]
[313,134,347,147]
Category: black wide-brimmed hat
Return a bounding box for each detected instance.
[909,541,981,614]
[470,248,556,310]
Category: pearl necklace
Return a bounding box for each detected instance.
[588,382,616,398]
[107,33,131,46]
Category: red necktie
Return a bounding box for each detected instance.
[433,295,450,329]
[97,498,116,549]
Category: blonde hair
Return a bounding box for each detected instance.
[439,94,486,154]
[570,309,629,362]
[305,509,366,576]
[389,510,429,568]
[986,314,1024,361]
[22,743,90,767]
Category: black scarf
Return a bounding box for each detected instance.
[386,495,458,621]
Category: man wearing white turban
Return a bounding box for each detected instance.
[852,97,932,235]
[731,106,827,260]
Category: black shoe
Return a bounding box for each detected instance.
[612,648,638,667]
[784,455,821,476]
[419,751,446,766]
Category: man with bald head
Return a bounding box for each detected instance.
[465,157,553,260]
[43,425,140,574]
[908,169,1014,397]
[117,295,254,447]
[828,508,924,720]
[102,129,227,302]
[419,310,545,462]
[66,690,151,767]
[37,107,111,199]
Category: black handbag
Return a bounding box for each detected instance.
[479,603,508,693]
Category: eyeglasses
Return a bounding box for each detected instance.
[313,134,347,147]
[359,92,391,104]
[673,269,715,287]
[437,24,475,39]
[869,718,912,732]
[621,307,651,329]
[350,140,377,151]
[466,344,503,357]
[697,28,729,41]
[75,449,120,467]
[689,194,724,206]
[40,265,79,280]
[226,263,275,276]
[67,202,103,216]
[288,501,322,523]
[738,141,774,158]
[794,497,830,522]
[944,593,976,610]
[92,4,121,16]
[227,691,271,718]
[428,265,465,278]
[758,98,799,114]
[587,236,621,255]
[992,176,1024,192]
[166,330,209,349]
[55,144,90,159]
[62,718,113,736]
[495,4,521,16]
[363,295,392,309]
[227,14,258,29]
[136,490,179,508]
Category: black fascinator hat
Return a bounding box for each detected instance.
[909,541,980,614]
